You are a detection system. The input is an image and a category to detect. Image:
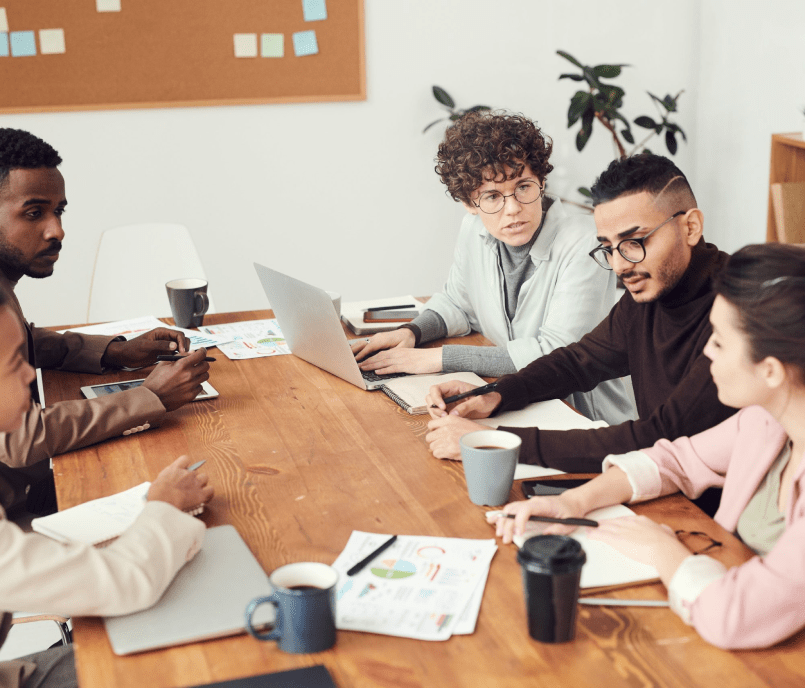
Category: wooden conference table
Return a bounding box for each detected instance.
[44,309,805,688]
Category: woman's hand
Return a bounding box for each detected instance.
[486,494,588,544]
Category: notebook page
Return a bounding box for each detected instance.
[32,482,151,546]
[382,372,486,413]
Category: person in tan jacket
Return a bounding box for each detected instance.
[0,288,214,688]
[0,128,211,512]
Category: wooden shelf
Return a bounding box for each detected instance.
[767,133,805,243]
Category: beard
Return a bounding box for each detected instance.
[0,235,60,279]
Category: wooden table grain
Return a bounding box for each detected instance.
[44,310,805,688]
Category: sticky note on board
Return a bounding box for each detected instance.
[0,33,8,57]
[0,9,8,33]
[303,0,327,22]
[10,31,36,57]
[233,33,258,58]
[261,33,284,58]
[39,29,65,55]
[292,30,318,57]
[96,0,122,11]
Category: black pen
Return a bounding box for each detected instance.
[433,382,499,407]
[347,535,398,576]
[366,304,416,312]
[501,513,598,528]
[156,354,217,362]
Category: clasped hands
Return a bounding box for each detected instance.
[102,328,211,412]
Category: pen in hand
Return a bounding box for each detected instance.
[500,513,599,528]
[156,354,217,362]
[432,382,498,408]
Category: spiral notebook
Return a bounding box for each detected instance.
[380,372,487,414]
[31,482,204,547]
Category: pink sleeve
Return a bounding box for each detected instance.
[676,518,805,649]
[641,411,744,498]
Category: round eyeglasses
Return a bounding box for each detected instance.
[589,211,686,270]
[473,180,543,214]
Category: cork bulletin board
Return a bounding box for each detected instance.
[0,0,365,113]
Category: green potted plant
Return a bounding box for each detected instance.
[557,50,686,199]
[423,86,490,132]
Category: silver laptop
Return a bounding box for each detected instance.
[104,525,274,655]
[253,262,409,390]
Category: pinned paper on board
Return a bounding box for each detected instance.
[96,0,122,11]
[39,29,65,55]
[261,33,284,58]
[0,33,8,57]
[293,30,318,57]
[10,30,35,57]
[233,33,258,58]
[0,9,8,33]
[303,0,328,22]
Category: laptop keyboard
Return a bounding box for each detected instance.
[361,370,409,382]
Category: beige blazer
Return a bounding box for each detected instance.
[0,272,167,509]
[0,501,205,687]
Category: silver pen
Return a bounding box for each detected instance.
[579,598,669,607]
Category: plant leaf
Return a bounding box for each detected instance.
[578,187,593,198]
[665,130,678,155]
[621,128,635,144]
[643,147,652,155]
[466,105,491,113]
[677,124,687,142]
[559,73,585,81]
[557,50,584,68]
[634,115,657,129]
[568,91,591,126]
[432,86,455,109]
[663,94,676,112]
[423,118,445,133]
[593,64,627,79]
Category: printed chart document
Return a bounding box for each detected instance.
[60,315,233,351]
[488,504,660,589]
[479,398,609,480]
[197,319,290,359]
[333,531,497,641]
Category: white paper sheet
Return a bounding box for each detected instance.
[60,316,233,351]
[340,295,426,335]
[478,399,609,479]
[197,319,291,359]
[333,531,497,641]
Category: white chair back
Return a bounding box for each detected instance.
[87,223,215,323]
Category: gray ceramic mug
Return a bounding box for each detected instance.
[460,430,521,506]
[166,278,209,328]
[245,562,338,654]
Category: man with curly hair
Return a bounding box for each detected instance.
[353,111,635,425]
[0,128,211,515]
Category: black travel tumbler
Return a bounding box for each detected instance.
[517,535,586,643]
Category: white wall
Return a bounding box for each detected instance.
[694,0,805,252]
[3,0,799,326]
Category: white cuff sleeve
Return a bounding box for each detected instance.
[602,450,662,503]
[667,554,727,624]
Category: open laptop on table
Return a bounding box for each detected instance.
[254,262,411,390]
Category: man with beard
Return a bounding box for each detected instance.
[0,128,210,514]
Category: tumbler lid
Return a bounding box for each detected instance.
[517,535,586,574]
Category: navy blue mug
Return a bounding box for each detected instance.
[245,562,338,654]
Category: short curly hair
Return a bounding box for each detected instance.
[435,111,553,205]
[0,128,62,190]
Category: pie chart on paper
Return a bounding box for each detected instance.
[370,559,417,579]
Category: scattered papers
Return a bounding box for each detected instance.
[488,504,659,589]
[333,531,497,641]
[60,316,233,352]
[479,398,609,480]
[197,319,291,360]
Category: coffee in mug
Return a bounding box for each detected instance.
[459,430,521,506]
[245,562,338,654]
[166,278,210,328]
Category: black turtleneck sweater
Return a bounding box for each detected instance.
[494,239,735,471]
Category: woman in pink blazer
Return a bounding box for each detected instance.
[491,242,805,650]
